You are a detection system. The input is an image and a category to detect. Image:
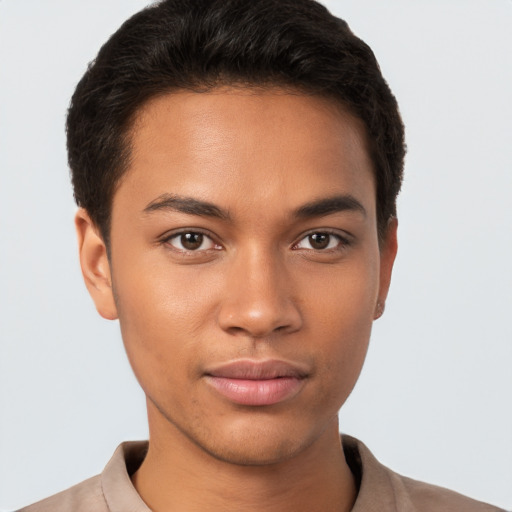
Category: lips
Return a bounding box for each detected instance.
[204,359,308,406]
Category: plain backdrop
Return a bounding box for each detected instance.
[0,1,511,510]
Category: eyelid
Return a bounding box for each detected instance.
[292,229,352,250]
[160,228,222,252]
[157,227,352,253]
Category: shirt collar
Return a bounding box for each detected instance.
[101,441,151,512]
[343,435,405,511]
[100,436,400,512]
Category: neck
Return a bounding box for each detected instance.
[132,406,356,512]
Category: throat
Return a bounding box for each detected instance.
[131,424,356,512]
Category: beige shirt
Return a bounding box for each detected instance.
[19,436,505,511]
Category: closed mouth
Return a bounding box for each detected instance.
[203,359,308,406]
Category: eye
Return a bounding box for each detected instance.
[294,232,345,251]
[166,232,218,252]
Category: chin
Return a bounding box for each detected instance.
[198,431,309,467]
[147,387,342,468]
[187,411,334,467]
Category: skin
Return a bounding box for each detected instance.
[76,88,397,512]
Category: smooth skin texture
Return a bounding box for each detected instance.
[76,88,397,512]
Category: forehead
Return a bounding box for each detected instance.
[116,87,376,221]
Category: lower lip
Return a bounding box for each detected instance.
[205,376,304,406]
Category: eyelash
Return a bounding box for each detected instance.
[161,229,221,253]
[160,229,351,255]
[292,230,351,252]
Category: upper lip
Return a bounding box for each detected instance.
[205,359,308,380]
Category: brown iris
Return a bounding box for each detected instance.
[308,233,331,250]
[180,233,204,250]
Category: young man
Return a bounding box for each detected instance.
[18,1,506,511]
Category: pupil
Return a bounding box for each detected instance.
[181,233,203,250]
[309,233,330,249]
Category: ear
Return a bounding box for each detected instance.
[75,208,118,320]
[374,217,398,320]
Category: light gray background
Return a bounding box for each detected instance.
[1,1,511,510]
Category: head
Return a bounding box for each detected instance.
[71,0,404,466]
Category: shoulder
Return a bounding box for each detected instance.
[390,471,505,512]
[342,435,506,512]
[16,442,149,512]
[17,475,107,512]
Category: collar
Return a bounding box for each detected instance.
[100,435,401,511]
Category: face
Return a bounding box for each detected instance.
[77,88,397,466]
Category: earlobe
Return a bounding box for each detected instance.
[75,209,118,320]
[374,217,398,320]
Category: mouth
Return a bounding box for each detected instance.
[204,359,308,406]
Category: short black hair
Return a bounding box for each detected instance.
[67,0,405,245]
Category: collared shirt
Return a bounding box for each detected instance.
[19,436,505,511]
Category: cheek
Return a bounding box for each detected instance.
[303,249,379,334]
[301,258,378,405]
[311,310,372,410]
[111,260,218,392]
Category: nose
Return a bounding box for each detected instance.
[217,249,303,338]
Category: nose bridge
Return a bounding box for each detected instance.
[218,243,302,337]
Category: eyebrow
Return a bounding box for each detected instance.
[294,195,367,219]
[143,193,366,221]
[143,194,230,220]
